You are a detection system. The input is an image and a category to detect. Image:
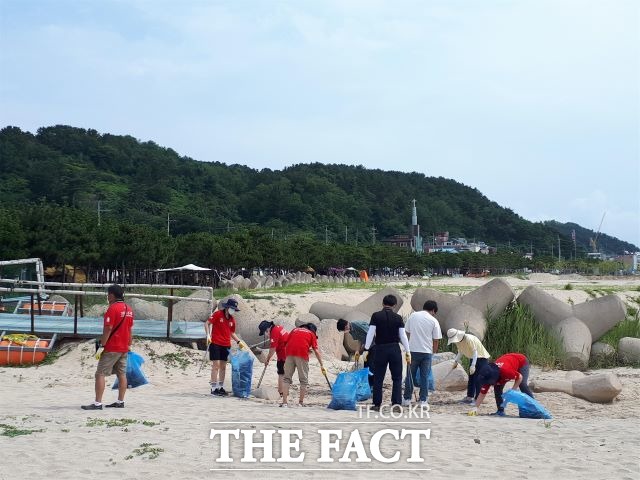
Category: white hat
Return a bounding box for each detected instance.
[447,328,465,345]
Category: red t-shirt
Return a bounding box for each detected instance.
[208,310,236,347]
[480,353,528,394]
[103,301,134,353]
[270,325,289,361]
[285,327,318,361]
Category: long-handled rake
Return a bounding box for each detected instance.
[256,363,268,389]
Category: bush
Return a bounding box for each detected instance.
[483,303,565,369]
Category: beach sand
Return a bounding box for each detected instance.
[1,275,639,479]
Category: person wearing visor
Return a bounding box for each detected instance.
[446,328,491,404]
[205,298,246,396]
[469,352,534,416]
[336,318,374,386]
[258,320,289,396]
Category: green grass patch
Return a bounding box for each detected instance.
[86,418,162,428]
[0,423,43,437]
[482,303,565,369]
[125,443,164,460]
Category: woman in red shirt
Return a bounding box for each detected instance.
[469,352,534,416]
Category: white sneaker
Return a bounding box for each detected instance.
[402,398,411,406]
[420,401,429,408]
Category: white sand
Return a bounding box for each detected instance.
[1,275,639,479]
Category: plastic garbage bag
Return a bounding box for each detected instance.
[112,351,148,389]
[501,389,552,419]
[355,367,371,401]
[230,350,254,398]
[413,366,435,391]
[328,370,359,411]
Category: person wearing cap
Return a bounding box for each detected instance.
[446,328,491,404]
[259,320,289,396]
[205,298,246,397]
[364,294,411,410]
[469,352,534,416]
[402,300,442,408]
[281,323,326,407]
[336,318,374,386]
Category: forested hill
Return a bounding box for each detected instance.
[0,125,636,255]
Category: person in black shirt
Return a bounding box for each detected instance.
[364,294,411,409]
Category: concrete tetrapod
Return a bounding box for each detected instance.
[618,337,640,364]
[410,278,515,338]
[553,317,592,371]
[530,371,622,403]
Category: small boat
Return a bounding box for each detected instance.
[0,332,57,366]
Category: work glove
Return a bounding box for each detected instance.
[467,406,478,417]
[362,351,369,362]
[321,366,328,376]
[238,341,247,350]
[95,347,104,360]
[469,365,476,375]
[354,352,360,362]
[405,352,412,364]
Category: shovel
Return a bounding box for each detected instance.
[256,363,268,389]
[322,369,333,391]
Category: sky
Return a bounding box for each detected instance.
[1,0,638,247]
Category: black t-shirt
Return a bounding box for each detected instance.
[369,307,404,345]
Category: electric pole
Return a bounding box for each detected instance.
[167,212,176,236]
[97,200,110,227]
[325,225,328,245]
[371,226,377,245]
[345,226,348,243]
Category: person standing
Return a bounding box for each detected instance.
[259,320,289,396]
[205,298,246,396]
[281,323,326,407]
[469,352,534,416]
[446,328,491,404]
[402,300,442,407]
[336,318,375,386]
[363,294,410,410]
[82,284,134,410]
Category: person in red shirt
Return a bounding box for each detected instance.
[82,284,134,410]
[258,320,289,396]
[281,323,326,407]
[469,352,534,416]
[205,298,246,396]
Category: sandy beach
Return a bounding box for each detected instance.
[1,275,639,480]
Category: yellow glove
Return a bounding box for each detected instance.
[354,352,360,362]
[468,407,478,416]
[95,347,104,360]
[469,365,476,375]
[238,341,247,350]
[362,351,369,362]
[321,366,328,376]
[405,352,412,364]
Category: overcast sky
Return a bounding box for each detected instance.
[1,0,638,247]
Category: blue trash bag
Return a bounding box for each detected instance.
[412,366,435,391]
[230,350,254,398]
[328,368,369,410]
[112,351,148,389]
[501,389,552,419]
[355,367,371,401]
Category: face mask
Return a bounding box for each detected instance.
[227,308,236,314]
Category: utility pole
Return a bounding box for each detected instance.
[371,226,377,245]
[97,200,110,227]
[558,235,561,261]
[167,212,176,236]
[271,228,274,240]
[345,226,348,243]
[325,225,328,245]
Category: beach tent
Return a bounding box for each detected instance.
[155,264,212,285]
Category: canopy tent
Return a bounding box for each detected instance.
[155,264,212,273]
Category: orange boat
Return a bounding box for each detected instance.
[0,333,57,366]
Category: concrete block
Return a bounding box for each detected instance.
[447,303,487,340]
[530,372,622,403]
[431,360,468,391]
[517,286,573,329]
[355,286,404,315]
[554,316,592,371]
[573,295,625,341]
[295,312,321,327]
[618,337,640,364]
[462,278,515,317]
[309,301,352,321]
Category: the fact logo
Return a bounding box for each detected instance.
[209,407,431,470]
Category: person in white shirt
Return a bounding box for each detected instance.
[402,300,442,406]
[447,328,491,404]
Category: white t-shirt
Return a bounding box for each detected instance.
[404,311,442,354]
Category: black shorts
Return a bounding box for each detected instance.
[209,343,230,361]
[276,360,285,375]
